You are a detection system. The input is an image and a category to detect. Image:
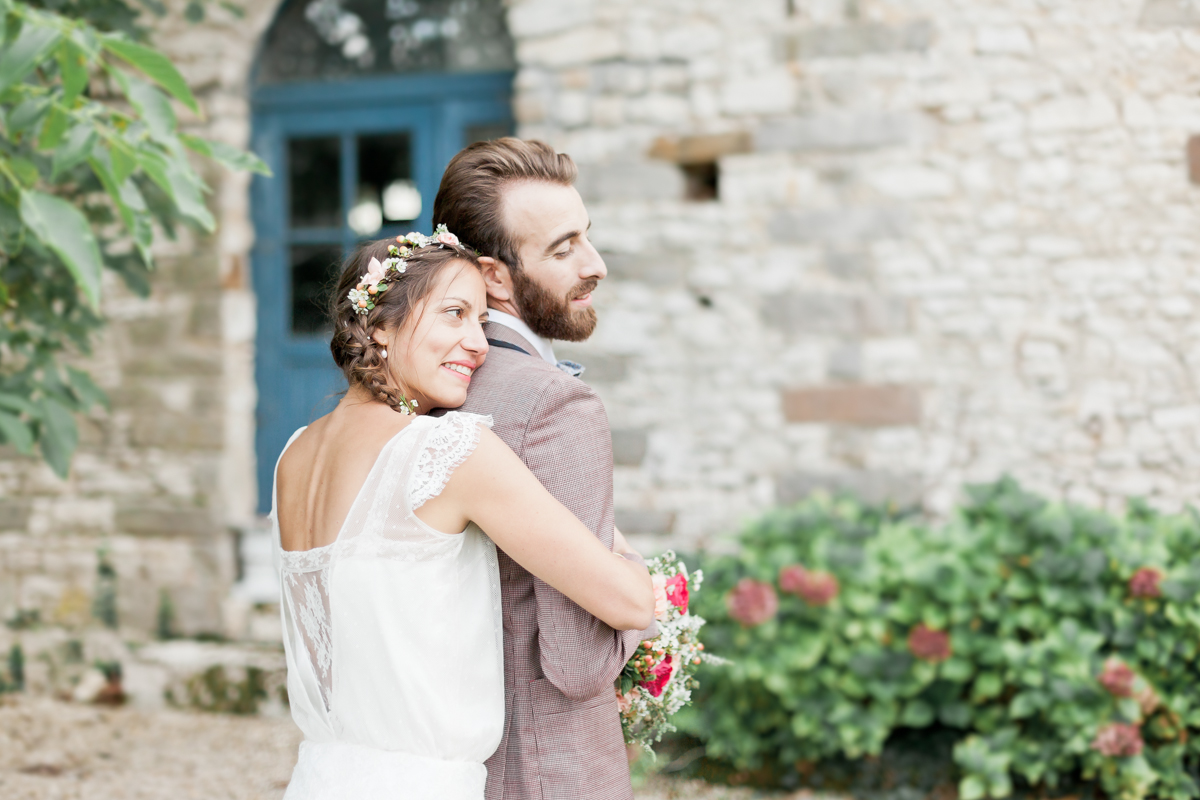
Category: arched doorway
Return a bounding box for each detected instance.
[249,0,515,511]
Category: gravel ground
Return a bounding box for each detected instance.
[0,695,793,800]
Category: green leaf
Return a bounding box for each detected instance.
[961,776,987,800]
[110,139,137,184]
[8,95,51,134]
[89,152,152,265]
[138,149,214,231]
[0,392,39,417]
[184,0,204,22]
[67,367,108,411]
[18,190,103,307]
[55,40,90,103]
[100,35,199,113]
[179,134,272,176]
[37,105,69,150]
[38,397,78,479]
[0,198,21,254]
[900,699,934,727]
[6,156,39,188]
[0,21,60,95]
[0,410,33,454]
[112,70,175,140]
[51,123,97,179]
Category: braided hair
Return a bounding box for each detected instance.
[329,238,481,413]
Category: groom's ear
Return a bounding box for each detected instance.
[479,256,514,304]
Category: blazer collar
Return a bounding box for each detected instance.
[483,321,539,358]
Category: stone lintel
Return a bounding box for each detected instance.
[783,384,921,427]
[648,132,752,165]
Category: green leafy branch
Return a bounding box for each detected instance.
[0,0,268,476]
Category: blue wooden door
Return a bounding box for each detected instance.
[250,73,512,512]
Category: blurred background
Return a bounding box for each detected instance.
[1,0,1199,797]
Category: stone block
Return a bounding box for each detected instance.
[1139,0,1200,26]
[115,506,216,538]
[974,26,1034,55]
[756,112,914,152]
[763,293,859,336]
[615,509,675,535]
[648,132,752,164]
[782,20,934,59]
[602,251,688,286]
[769,207,909,243]
[1189,135,1200,185]
[720,69,797,116]
[0,500,32,532]
[130,415,224,450]
[611,429,648,466]
[575,161,685,202]
[782,385,921,426]
[762,293,909,337]
[188,294,223,341]
[777,469,921,507]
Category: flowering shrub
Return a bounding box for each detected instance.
[683,479,1200,800]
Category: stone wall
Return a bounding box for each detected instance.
[509,0,1200,548]
[6,0,1200,636]
[0,0,279,636]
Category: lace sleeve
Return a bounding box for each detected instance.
[408,412,494,510]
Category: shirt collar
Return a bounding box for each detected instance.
[486,309,557,365]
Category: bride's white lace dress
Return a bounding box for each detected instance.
[270,412,504,800]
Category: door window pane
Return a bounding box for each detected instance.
[349,133,418,235]
[291,245,344,334]
[289,137,341,229]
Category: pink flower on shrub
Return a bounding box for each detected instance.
[779,565,807,594]
[1098,658,1135,698]
[1129,567,1163,599]
[1091,722,1143,757]
[664,573,689,614]
[907,623,952,663]
[640,655,675,698]
[1136,685,1160,716]
[780,564,841,606]
[726,579,778,627]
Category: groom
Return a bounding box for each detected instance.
[433,139,652,800]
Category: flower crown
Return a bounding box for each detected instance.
[347,224,461,315]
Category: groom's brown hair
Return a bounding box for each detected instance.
[433,138,578,274]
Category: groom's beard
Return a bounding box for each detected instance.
[511,273,598,342]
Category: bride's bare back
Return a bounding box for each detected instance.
[276,395,414,553]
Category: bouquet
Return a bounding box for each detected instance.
[616,550,719,753]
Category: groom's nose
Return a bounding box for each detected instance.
[579,237,607,283]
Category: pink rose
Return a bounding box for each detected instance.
[1129,567,1163,599]
[615,686,637,714]
[726,579,778,627]
[664,574,689,614]
[436,231,460,247]
[640,655,675,698]
[1092,722,1143,757]
[1098,658,1135,698]
[652,574,670,621]
[908,623,952,663]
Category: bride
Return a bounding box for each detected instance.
[270,231,655,800]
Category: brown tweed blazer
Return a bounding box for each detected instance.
[436,321,648,800]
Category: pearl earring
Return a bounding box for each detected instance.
[381,348,388,359]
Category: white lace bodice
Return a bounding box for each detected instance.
[270,412,503,798]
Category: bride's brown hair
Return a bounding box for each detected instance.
[329,238,481,413]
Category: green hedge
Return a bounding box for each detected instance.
[683,478,1200,800]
